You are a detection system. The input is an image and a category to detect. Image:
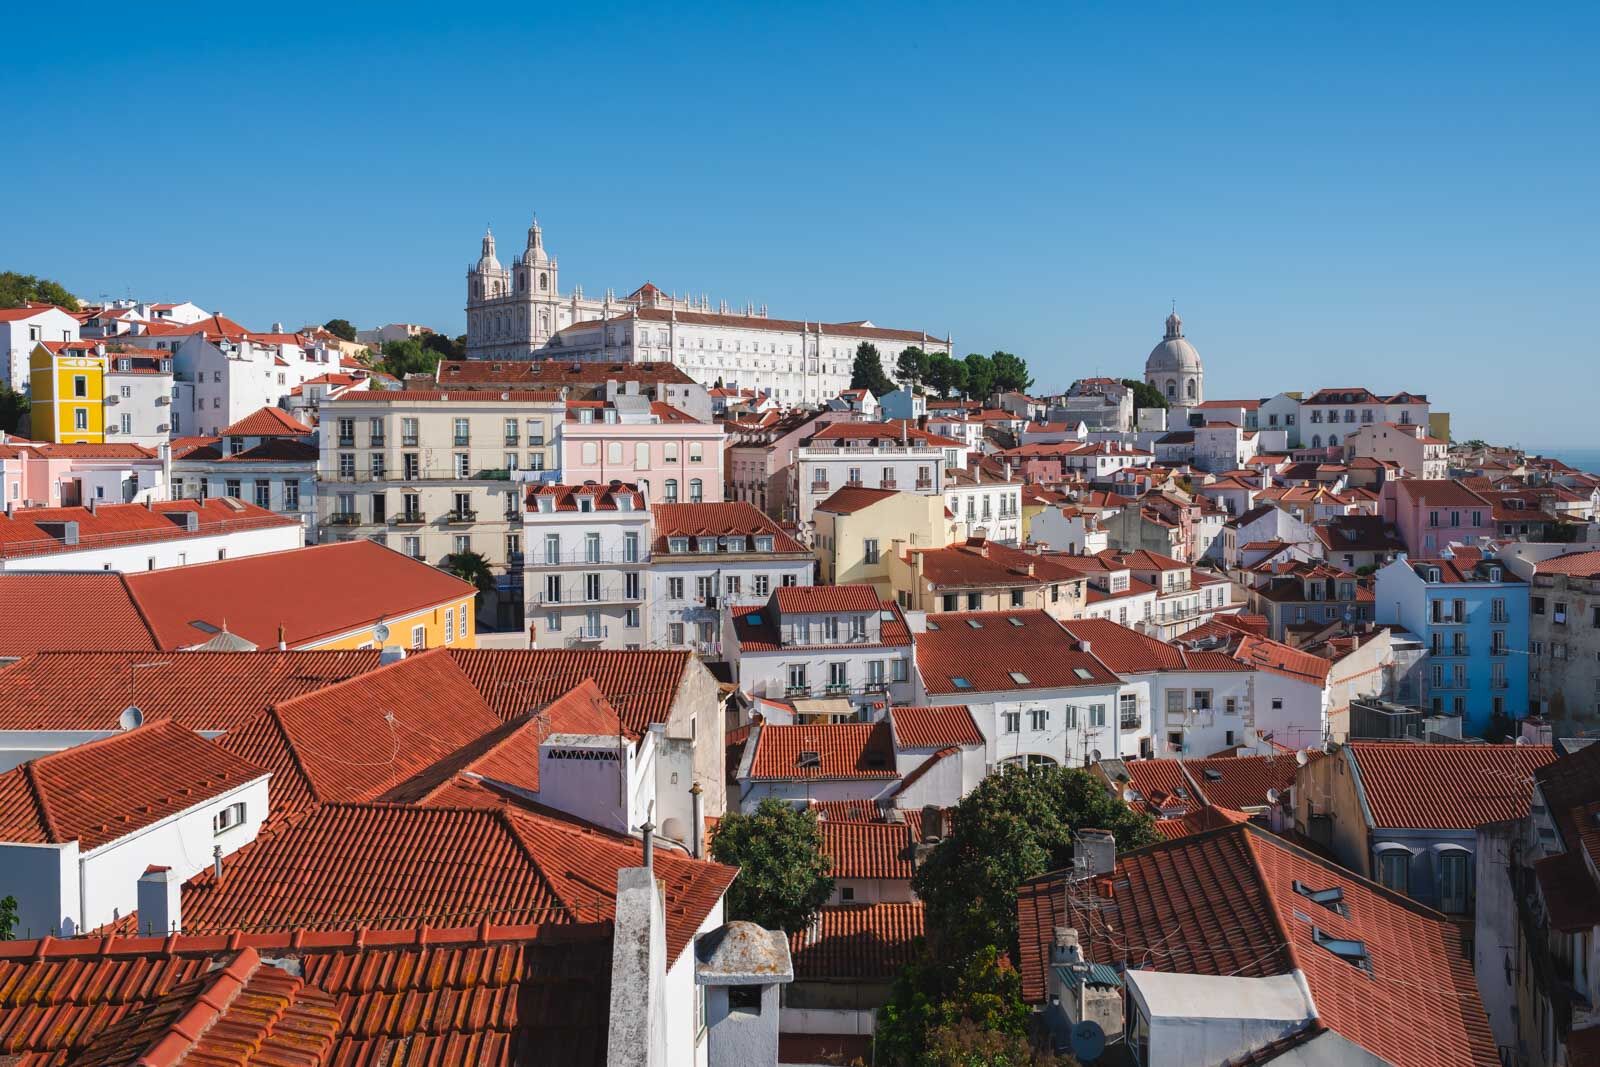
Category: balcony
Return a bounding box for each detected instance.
[446,509,478,524]
[402,435,419,447]
[1120,713,1142,731]
[391,511,427,526]
[370,435,385,448]
[504,436,520,447]
[453,437,470,448]
[337,436,355,448]
[810,480,829,493]
[880,479,898,490]
[915,478,934,489]
[327,512,363,526]
[565,627,609,647]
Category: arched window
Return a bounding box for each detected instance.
[539,272,549,291]
[664,479,679,503]
[1185,378,1196,399]
[1434,846,1473,914]
[1000,754,1058,770]
[689,478,703,503]
[1328,434,1339,447]
[517,275,524,292]
[1311,434,1321,448]
[1165,379,1176,399]
[1373,843,1413,896]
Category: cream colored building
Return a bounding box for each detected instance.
[1343,422,1449,480]
[886,538,1089,621]
[813,487,958,595]
[317,388,566,628]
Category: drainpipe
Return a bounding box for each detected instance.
[690,783,705,859]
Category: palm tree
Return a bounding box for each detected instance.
[443,550,496,606]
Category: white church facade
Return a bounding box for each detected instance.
[464,216,952,404]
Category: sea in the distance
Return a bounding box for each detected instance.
[1527,447,1600,474]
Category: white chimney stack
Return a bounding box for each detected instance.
[137,865,182,935]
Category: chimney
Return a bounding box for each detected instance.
[1078,829,1116,877]
[640,809,656,868]
[379,645,407,666]
[137,866,182,935]
[1053,925,1084,965]
[1078,639,1092,655]
[690,783,705,859]
[212,844,224,881]
[276,624,287,651]
[606,868,669,1067]
[271,321,284,333]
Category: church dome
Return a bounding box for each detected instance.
[1145,310,1202,374]
[476,227,502,272]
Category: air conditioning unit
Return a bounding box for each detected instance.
[704,595,719,609]
[156,424,170,433]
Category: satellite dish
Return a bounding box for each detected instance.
[1070,1020,1106,1062]
[1322,740,1337,755]
[118,705,144,731]
[373,622,390,643]
[1122,787,1138,803]
[1295,749,1309,766]
[1514,735,1528,746]
[1091,749,1102,762]
[1266,787,1281,805]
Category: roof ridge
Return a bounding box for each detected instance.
[19,760,62,843]
[137,945,263,1063]
[258,703,326,807]
[114,571,163,650]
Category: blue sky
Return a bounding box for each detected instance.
[4,2,1595,445]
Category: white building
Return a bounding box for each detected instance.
[943,464,1023,543]
[102,349,177,446]
[725,585,916,711]
[0,498,304,573]
[148,318,345,436]
[524,481,652,649]
[1143,310,1204,405]
[912,610,1138,769]
[0,720,269,939]
[0,305,79,393]
[791,420,965,530]
[463,216,951,402]
[648,501,814,655]
[170,406,320,539]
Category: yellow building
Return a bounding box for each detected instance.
[813,486,959,594]
[28,342,105,444]
[885,538,1088,620]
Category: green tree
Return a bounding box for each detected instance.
[0,272,79,311]
[849,342,896,398]
[926,352,968,399]
[926,1020,1067,1066]
[988,351,1033,394]
[377,337,440,378]
[913,764,1156,960]
[0,385,29,435]
[421,331,465,359]
[896,346,932,387]
[1120,378,1169,416]
[877,947,1045,1066]
[710,797,833,933]
[0,895,16,940]
[443,550,496,605]
[323,318,358,342]
[962,353,996,402]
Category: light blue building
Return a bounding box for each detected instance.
[1374,549,1529,735]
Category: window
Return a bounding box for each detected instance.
[668,577,685,599]
[787,664,808,692]
[1119,693,1139,729]
[411,625,426,649]
[665,479,679,503]
[1029,708,1048,731]
[74,408,88,430]
[1003,711,1021,733]
[452,417,470,446]
[584,573,602,601]
[213,802,247,834]
[689,478,703,503]
[225,478,242,499]
[1375,848,1410,895]
[253,480,271,509]
[1090,703,1107,727]
[404,536,422,559]
[72,375,88,398]
[828,662,847,688]
[754,574,770,596]
[444,608,455,643]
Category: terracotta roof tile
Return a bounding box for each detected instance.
[1534,549,1600,578]
[1230,635,1333,685]
[747,722,898,781]
[651,501,806,554]
[0,923,614,1065]
[218,405,312,437]
[788,902,925,981]
[448,648,693,736]
[813,485,901,514]
[0,498,299,561]
[888,705,984,748]
[526,480,646,512]
[916,610,1120,695]
[1348,742,1557,829]
[436,359,695,386]
[0,721,266,850]
[0,572,159,656]
[821,820,914,880]
[1016,824,1497,1067]
[774,584,882,615]
[0,650,380,731]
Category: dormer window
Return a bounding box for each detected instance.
[697,538,718,554]
[755,535,774,552]
[117,358,131,371]
[1426,567,1442,583]
[578,496,594,512]
[537,496,555,514]
[1312,927,1372,974]
[796,750,821,770]
[1487,566,1501,582]
[668,537,690,553]
[724,536,746,553]
[1292,880,1348,916]
[579,409,594,424]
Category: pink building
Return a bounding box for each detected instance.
[1381,477,1495,555]
[0,439,165,508]
[561,394,726,507]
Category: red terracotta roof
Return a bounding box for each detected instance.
[747,722,898,781]
[888,705,984,748]
[1153,805,1252,840]
[0,923,613,1065]
[1121,758,1204,816]
[180,801,733,963]
[334,389,563,403]
[526,480,646,512]
[1016,824,1497,1067]
[117,540,474,650]
[1182,754,1311,812]
[0,650,380,731]
[0,498,299,561]
[219,405,312,437]
[821,820,914,880]
[916,610,1121,695]
[651,501,806,554]
[813,485,901,514]
[0,721,266,850]
[0,572,160,656]
[448,648,694,736]
[774,584,882,615]
[1534,549,1600,578]
[904,539,1093,590]
[788,902,925,981]
[1347,742,1557,829]
[1230,635,1333,685]
[216,648,503,817]
[806,419,964,449]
